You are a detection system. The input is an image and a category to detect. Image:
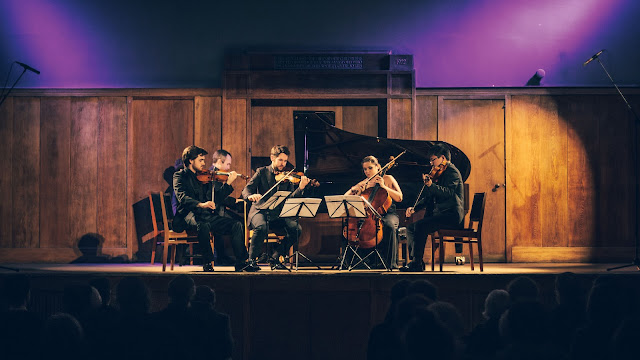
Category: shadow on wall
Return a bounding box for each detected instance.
[70,233,128,264]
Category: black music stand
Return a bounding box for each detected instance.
[325,195,369,270]
[255,191,292,271]
[348,196,390,271]
[279,198,323,270]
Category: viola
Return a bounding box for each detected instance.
[196,170,249,184]
[424,158,448,183]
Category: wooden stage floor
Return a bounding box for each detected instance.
[2,261,639,275]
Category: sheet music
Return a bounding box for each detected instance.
[279,198,322,218]
[324,195,367,218]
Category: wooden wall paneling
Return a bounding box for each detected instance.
[0,97,13,247]
[194,96,222,155]
[98,97,128,250]
[342,106,378,136]
[128,99,194,259]
[594,95,636,247]
[388,98,412,139]
[69,98,99,249]
[414,95,438,140]
[221,98,247,198]
[561,95,598,248]
[10,97,40,248]
[250,106,294,162]
[440,98,506,261]
[508,96,568,251]
[40,97,71,249]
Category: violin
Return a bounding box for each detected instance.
[424,158,448,183]
[274,169,320,187]
[196,169,249,184]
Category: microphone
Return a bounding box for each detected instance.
[583,50,605,67]
[15,61,41,75]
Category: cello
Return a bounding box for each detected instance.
[344,151,405,248]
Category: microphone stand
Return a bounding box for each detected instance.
[591,56,640,271]
[0,67,28,108]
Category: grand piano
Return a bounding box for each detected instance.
[293,111,471,211]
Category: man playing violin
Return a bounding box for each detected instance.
[345,155,403,269]
[400,144,464,272]
[242,145,310,270]
[173,145,260,272]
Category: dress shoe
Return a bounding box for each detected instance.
[268,257,289,271]
[202,263,215,272]
[235,260,261,272]
[399,260,425,272]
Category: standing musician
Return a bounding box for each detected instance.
[242,145,311,270]
[173,145,260,272]
[400,144,464,272]
[345,155,403,269]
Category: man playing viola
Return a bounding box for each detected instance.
[242,145,310,270]
[400,144,464,272]
[173,145,260,272]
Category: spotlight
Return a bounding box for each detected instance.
[526,69,545,86]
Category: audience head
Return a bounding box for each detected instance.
[62,284,101,320]
[115,276,150,314]
[41,313,85,359]
[192,285,216,309]
[499,300,548,344]
[428,301,465,339]
[554,272,584,305]
[407,279,438,302]
[390,279,411,303]
[506,276,539,303]
[168,274,195,306]
[89,277,111,307]
[3,274,31,309]
[483,289,510,320]
[404,307,456,360]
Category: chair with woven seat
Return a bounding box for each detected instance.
[431,192,486,271]
[148,191,200,271]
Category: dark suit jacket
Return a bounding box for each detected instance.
[241,165,306,223]
[415,162,465,224]
[172,168,234,232]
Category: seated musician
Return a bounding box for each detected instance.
[400,144,464,272]
[209,149,250,266]
[173,145,260,272]
[345,155,403,269]
[242,145,310,270]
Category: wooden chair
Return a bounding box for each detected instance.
[148,191,200,271]
[243,200,288,262]
[431,192,486,271]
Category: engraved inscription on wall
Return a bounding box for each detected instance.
[274,55,364,70]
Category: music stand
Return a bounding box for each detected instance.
[279,198,322,270]
[348,196,390,271]
[255,191,292,271]
[324,195,369,270]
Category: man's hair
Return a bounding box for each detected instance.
[428,144,451,161]
[212,149,231,164]
[270,145,290,157]
[182,145,208,167]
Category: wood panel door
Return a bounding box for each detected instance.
[439,99,506,262]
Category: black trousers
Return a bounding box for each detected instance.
[406,212,461,262]
[186,214,248,264]
[248,212,301,259]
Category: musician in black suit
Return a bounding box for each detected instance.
[173,145,259,272]
[400,144,465,272]
[242,145,310,270]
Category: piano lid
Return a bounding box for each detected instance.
[293,111,471,210]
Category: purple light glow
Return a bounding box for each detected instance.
[0,0,637,88]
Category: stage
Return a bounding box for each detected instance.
[2,262,639,360]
